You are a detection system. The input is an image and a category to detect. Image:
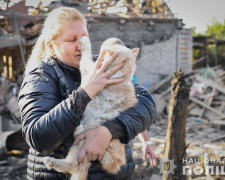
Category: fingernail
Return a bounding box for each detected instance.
[114,52,117,56]
[121,63,124,66]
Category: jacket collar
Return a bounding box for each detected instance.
[53,57,81,81]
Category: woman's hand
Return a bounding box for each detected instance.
[74,126,112,163]
[80,50,124,98]
[143,144,157,166]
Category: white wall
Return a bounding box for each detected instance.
[135,28,192,87]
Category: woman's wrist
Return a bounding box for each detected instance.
[145,140,152,145]
[99,126,112,141]
[101,121,126,140]
[81,84,95,99]
[69,86,92,119]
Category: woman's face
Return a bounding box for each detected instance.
[52,20,88,68]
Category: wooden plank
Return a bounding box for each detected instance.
[0,11,47,20]
[0,37,20,49]
[186,120,225,127]
[219,101,225,113]
[195,74,225,95]
[188,102,196,110]
[211,134,225,142]
[199,88,215,118]
[189,117,209,123]
[214,120,225,125]
[150,137,165,143]
[149,75,172,93]
[189,97,224,116]
[159,87,171,98]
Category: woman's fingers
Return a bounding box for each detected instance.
[151,156,157,166]
[107,78,124,85]
[95,50,106,70]
[73,132,86,145]
[75,126,111,163]
[100,52,118,72]
[154,156,158,166]
[150,157,154,166]
[91,153,97,161]
[104,63,124,78]
[77,148,87,163]
[87,150,93,162]
[98,154,104,162]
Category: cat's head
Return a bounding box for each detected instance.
[100,38,139,83]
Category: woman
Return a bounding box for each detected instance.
[18,7,157,180]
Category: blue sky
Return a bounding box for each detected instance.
[168,0,225,33]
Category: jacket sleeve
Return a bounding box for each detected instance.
[102,81,157,144]
[18,67,90,154]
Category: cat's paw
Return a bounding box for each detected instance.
[101,152,126,174]
[43,157,55,169]
[80,36,91,54]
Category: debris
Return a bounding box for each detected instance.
[137,65,225,179]
[0,77,10,101]
[6,96,21,121]
[189,97,224,116]
[150,174,162,180]
[149,75,173,93]
[0,76,27,180]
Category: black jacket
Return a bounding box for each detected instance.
[18,57,157,180]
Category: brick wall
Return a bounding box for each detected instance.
[87,19,192,87]
[135,29,192,87]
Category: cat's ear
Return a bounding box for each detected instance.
[106,49,115,56]
[132,48,139,59]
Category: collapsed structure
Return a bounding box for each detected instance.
[0,0,192,86]
[1,1,225,180]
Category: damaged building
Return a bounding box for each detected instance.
[2,1,225,180]
[0,0,192,86]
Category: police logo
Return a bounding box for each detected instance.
[164,162,170,171]
[156,158,177,176]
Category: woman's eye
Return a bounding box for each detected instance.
[69,38,76,42]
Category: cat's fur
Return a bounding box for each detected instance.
[43,37,139,180]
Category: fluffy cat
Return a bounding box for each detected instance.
[43,37,139,180]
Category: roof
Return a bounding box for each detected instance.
[87,0,175,18]
[193,35,225,48]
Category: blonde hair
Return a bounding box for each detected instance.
[25,7,86,75]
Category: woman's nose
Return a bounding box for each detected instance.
[77,40,81,50]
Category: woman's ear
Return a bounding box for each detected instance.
[131,48,139,59]
[47,41,55,55]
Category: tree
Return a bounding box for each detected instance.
[205,17,225,39]
[193,17,225,67]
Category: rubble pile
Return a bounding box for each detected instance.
[1,66,225,180]
[0,75,24,132]
[0,75,28,180]
[132,66,225,180]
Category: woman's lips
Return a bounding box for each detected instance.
[76,54,81,57]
